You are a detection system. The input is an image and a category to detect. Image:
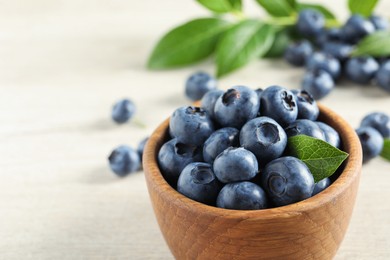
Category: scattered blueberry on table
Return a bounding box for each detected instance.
[108,145,141,177]
[112,98,136,124]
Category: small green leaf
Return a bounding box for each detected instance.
[264,28,291,58]
[216,20,275,77]
[380,139,390,162]
[287,135,349,183]
[352,31,390,57]
[197,0,233,13]
[147,18,230,69]
[348,0,379,17]
[286,0,296,8]
[255,0,295,17]
[296,3,336,19]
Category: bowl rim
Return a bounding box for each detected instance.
[143,103,362,220]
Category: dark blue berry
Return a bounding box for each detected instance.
[214,86,260,129]
[306,52,341,80]
[356,126,384,163]
[345,57,379,84]
[185,71,217,101]
[285,119,326,141]
[169,106,215,146]
[203,127,239,164]
[297,9,325,37]
[370,15,389,31]
[342,15,375,44]
[216,182,268,210]
[200,89,224,120]
[240,117,287,165]
[312,177,331,196]
[260,86,298,126]
[177,162,221,205]
[316,28,343,47]
[284,40,313,67]
[316,122,341,148]
[137,137,149,162]
[213,147,258,183]
[291,89,319,121]
[302,69,335,100]
[360,112,390,138]
[108,145,140,176]
[111,99,136,124]
[375,61,390,93]
[322,42,353,61]
[261,156,314,207]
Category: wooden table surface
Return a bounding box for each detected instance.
[1,0,389,259]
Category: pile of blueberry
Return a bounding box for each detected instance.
[108,98,149,177]
[356,112,390,163]
[158,84,343,210]
[285,9,390,99]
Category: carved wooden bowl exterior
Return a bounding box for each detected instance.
[143,104,363,260]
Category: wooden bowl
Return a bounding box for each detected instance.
[143,104,362,260]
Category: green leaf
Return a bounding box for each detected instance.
[296,3,336,19]
[352,31,390,57]
[197,0,233,13]
[229,0,242,11]
[216,20,275,77]
[147,18,230,69]
[264,29,291,58]
[348,0,379,17]
[287,135,349,183]
[255,0,295,17]
[286,0,296,8]
[380,139,390,162]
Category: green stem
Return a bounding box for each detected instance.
[132,117,147,129]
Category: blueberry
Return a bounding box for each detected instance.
[370,15,389,31]
[342,15,375,44]
[291,89,319,121]
[240,117,287,165]
[302,69,335,100]
[285,119,326,141]
[216,182,268,210]
[214,86,260,129]
[345,57,379,84]
[137,137,149,162]
[213,147,258,183]
[177,162,221,205]
[260,86,298,126]
[261,156,314,207]
[108,145,140,177]
[185,71,217,101]
[200,89,224,120]
[297,9,325,37]
[169,106,215,146]
[203,127,239,164]
[322,42,353,61]
[158,138,203,182]
[356,127,384,163]
[284,40,313,67]
[316,28,342,47]
[111,99,136,124]
[375,60,390,93]
[306,52,341,80]
[360,112,390,138]
[316,122,341,148]
[312,177,331,196]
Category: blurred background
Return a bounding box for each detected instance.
[0,0,389,259]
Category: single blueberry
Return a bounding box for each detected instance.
[285,119,326,141]
[306,52,341,80]
[214,86,260,129]
[316,28,343,47]
[213,147,258,183]
[360,112,390,138]
[260,86,298,126]
[216,181,268,210]
[169,106,215,146]
[316,122,341,148]
[291,89,319,121]
[201,89,224,120]
[342,15,375,44]
[322,42,353,61]
[111,99,136,124]
[177,162,221,205]
[203,127,239,164]
[356,126,384,163]
[284,40,313,67]
[108,145,141,177]
[302,69,335,100]
[185,71,217,101]
[297,9,325,37]
[158,138,203,183]
[345,57,379,84]
[261,156,314,207]
[240,117,287,165]
[375,60,390,93]
[370,15,389,31]
[312,177,331,196]
[137,137,149,162]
